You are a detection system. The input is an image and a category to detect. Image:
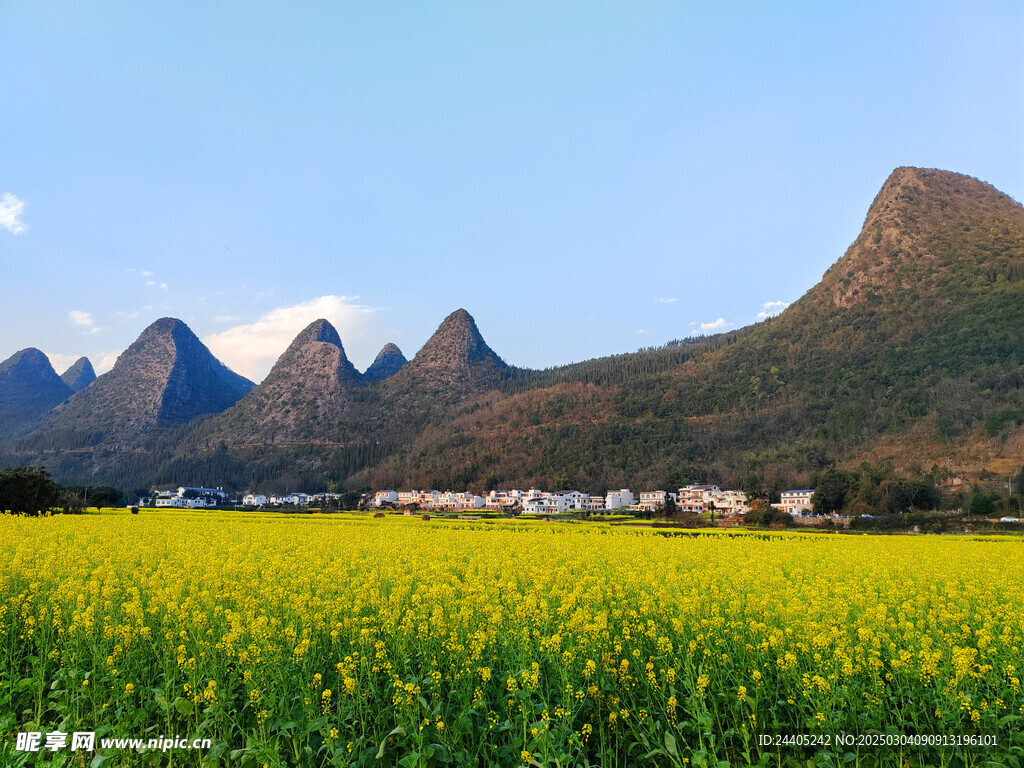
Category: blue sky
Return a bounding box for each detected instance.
[2,1,1022,381]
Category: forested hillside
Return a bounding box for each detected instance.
[3,167,1022,496]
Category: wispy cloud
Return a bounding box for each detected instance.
[699,317,728,332]
[68,310,94,327]
[46,353,80,375]
[95,351,120,374]
[654,296,678,304]
[68,310,104,335]
[757,300,790,319]
[637,329,651,335]
[202,295,386,382]
[214,315,241,323]
[0,193,27,234]
[47,350,119,376]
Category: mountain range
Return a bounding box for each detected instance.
[2,167,1022,494]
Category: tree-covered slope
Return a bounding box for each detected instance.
[5,167,1022,495]
[350,168,1024,493]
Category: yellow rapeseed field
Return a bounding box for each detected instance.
[1,510,1022,767]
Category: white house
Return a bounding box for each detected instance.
[522,490,590,515]
[485,489,524,509]
[154,487,226,508]
[456,492,486,509]
[523,488,549,504]
[776,490,815,515]
[243,493,267,507]
[154,491,187,508]
[713,490,749,515]
[373,490,398,506]
[522,495,564,514]
[605,489,635,510]
[636,490,676,512]
[677,485,720,513]
[269,493,310,506]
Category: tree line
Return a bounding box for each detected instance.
[0,466,123,515]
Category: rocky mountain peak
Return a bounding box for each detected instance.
[364,343,407,382]
[411,309,508,374]
[0,348,74,437]
[24,318,253,449]
[60,357,96,392]
[267,319,360,385]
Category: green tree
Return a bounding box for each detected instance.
[663,495,677,518]
[882,479,940,514]
[0,466,64,516]
[340,491,362,511]
[968,491,996,517]
[65,485,122,509]
[812,469,852,515]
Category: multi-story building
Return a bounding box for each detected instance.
[485,489,524,509]
[155,486,228,509]
[677,485,720,514]
[777,490,814,515]
[374,490,398,506]
[605,489,635,510]
[636,490,676,512]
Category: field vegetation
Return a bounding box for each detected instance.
[2,510,1023,767]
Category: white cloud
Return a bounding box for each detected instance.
[757,300,790,319]
[47,350,119,376]
[95,351,120,373]
[699,317,728,332]
[159,282,168,290]
[203,295,385,382]
[47,353,80,375]
[637,329,651,335]
[145,280,155,286]
[1,193,27,234]
[68,310,94,327]
[654,297,678,304]
[214,315,241,323]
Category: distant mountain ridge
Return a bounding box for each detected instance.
[24,318,253,450]
[60,357,96,393]
[187,319,364,445]
[364,343,407,382]
[0,349,72,438]
[3,166,1022,495]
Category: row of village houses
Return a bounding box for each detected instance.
[371,486,816,515]
[152,485,817,515]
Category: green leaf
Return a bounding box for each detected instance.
[664,731,677,755]
[173,697,194,716]
[375,725,406,759]
[398,753,421,768]
[431,743,452,763]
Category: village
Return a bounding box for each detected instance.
[148,484,818,517]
